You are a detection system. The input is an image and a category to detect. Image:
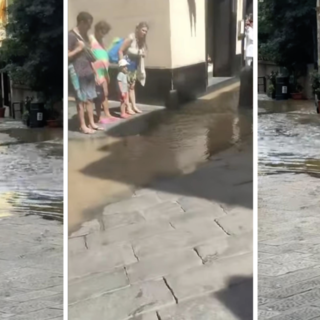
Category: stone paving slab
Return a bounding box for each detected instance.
[158,278,253,320]
[69,268,129,304]
[132,228,227,260]
[195,232,253,263]
[127,249,201,284]
[86,220,172,246]
[69,241,137,279]
[68,280,175,320]
[165,252,253,302]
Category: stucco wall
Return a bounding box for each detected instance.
[169,0,206,68]
[68,0,172,68]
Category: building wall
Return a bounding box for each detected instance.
[169,0,206,68]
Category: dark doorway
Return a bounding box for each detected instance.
[0,73,10,108]
[206,0,238,77]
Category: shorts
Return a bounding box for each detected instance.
[119,92,128,103]
[127,70,137,86]
[76,75,97,102]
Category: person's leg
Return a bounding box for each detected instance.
[128,82,142,113]
[120,93,130,118]
[101,81,114,119]
[77,100,93,133]
[84,76,103,130]
[94,87,102,122]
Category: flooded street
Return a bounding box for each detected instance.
[259,99,320,176]
[0,120,63,319]
[0,122,63,220]
[68,86,253,233]
[258,98,320,320]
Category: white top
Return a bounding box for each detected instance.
[245,26,254,59]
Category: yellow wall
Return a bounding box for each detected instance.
[169,0,206,68]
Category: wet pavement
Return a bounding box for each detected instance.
[0,120,63,319]
[258,97,320,320]
[68,83,252,233]
[68,83,253,320]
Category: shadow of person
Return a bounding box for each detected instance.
[187,0,197,36]
[215,276,253,320]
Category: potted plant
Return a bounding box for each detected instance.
[46,101,63,128]
[311,70,320,113]
[267,71,277,99]
[267,84,275,99]
[290,82,303,100]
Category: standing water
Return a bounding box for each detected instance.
[68,87,253,233]
[0,121,63,220]
[259,98,320,176]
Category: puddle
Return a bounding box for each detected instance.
[259,99,320,176]
[68,88,253,232]
[0,125,63,221]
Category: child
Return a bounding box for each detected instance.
[117,59,131,119]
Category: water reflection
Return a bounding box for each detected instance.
[259,99,320,176]
[69,88,252,232]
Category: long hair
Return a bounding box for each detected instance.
[135,21,149,49]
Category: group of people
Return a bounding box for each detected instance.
[68,12,149,134]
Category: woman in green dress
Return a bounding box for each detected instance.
[90,21,118,124]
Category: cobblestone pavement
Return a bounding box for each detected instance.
[258,174,320,320]
[0,121,63,319]
[69,143,253,320]
[0,215,63,320]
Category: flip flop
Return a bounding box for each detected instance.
[99,118,116,124]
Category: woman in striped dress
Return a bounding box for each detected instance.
[90,21,118,124]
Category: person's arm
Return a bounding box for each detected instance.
[68,41,85,59]
[118,38,132,60]
[68,33,84,60]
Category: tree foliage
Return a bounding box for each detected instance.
[258,0,317,75]
[0,0,63,101]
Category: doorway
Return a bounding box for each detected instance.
[206,0,238,77]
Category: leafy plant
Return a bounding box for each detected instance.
[0,0,63,102]
[267,71,278,87]
[258,0,316,76]
[268,84,275,97]
[311,70,320,97]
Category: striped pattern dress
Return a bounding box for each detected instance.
[90,35,109,85]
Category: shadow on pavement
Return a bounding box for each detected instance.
[215,276,253,320]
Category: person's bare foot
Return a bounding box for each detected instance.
[120,113,131,119]
[126,109,136,115]
[133,107,142,114]
[79,126,95,134]
[88,124,104,131]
